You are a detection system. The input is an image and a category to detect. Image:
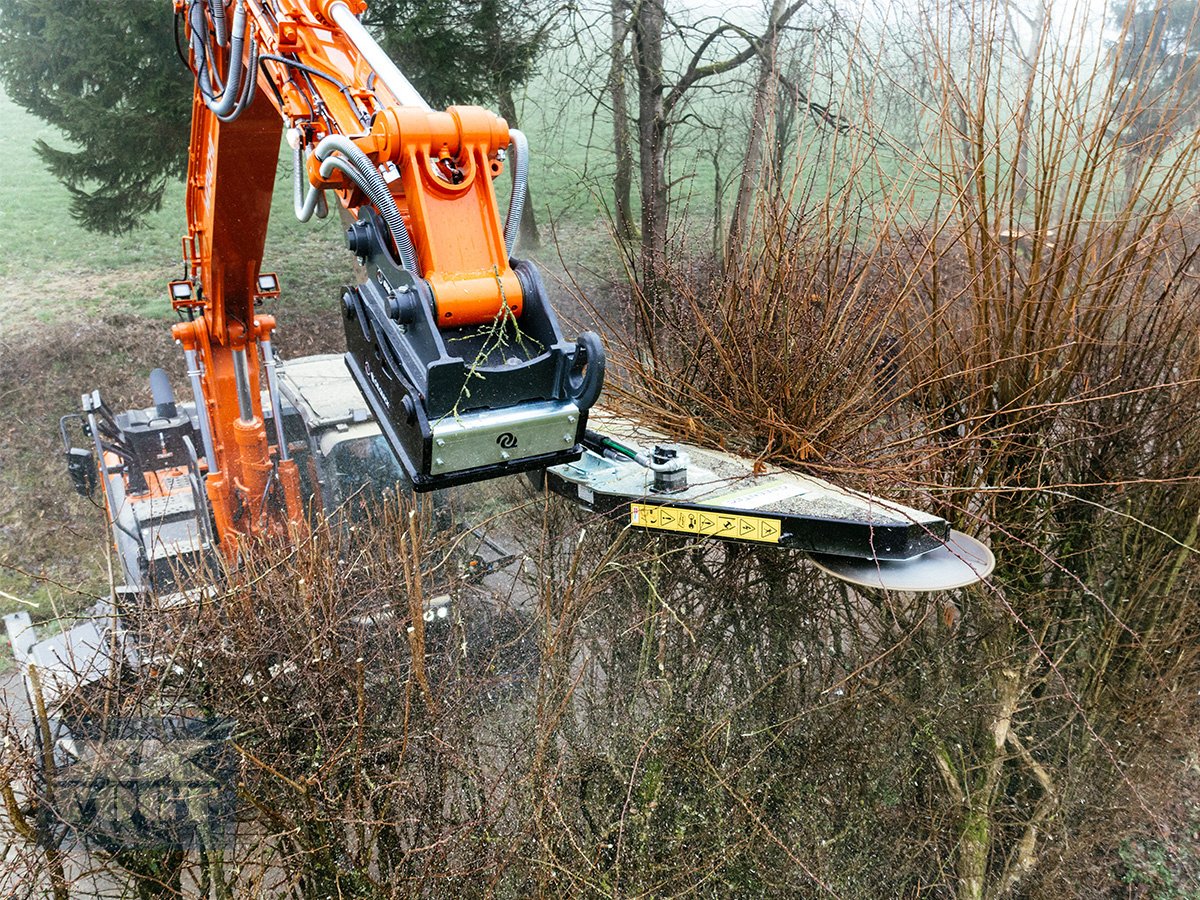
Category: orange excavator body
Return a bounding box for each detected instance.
[169,0,529,552]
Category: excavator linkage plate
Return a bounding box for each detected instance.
[340,210,601,492]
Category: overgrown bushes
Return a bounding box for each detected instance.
[7,0,1200,897]
[604,0,1200,894]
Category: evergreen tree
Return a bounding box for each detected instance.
[0,0,548,235]
[1108,0,1200,186]
[0,1,192,233]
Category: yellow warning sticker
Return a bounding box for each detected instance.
[630,503,783,544]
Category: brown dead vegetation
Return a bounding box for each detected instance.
[7,0,1200,896]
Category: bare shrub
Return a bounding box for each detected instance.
[602,0,1200,895]
[8,1,1200,897]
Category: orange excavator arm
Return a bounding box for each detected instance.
[173,0,605,551]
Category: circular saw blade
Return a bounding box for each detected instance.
[806,530,994,592]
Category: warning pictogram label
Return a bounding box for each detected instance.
[630,503,783,544]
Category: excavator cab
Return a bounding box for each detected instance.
[62,358,433,596]
[323,429,406,508]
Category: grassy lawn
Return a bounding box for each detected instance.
[0,90,357,327]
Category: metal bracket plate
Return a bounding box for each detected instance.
[429,401,581,476]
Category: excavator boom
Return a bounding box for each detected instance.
[173,0,604,549]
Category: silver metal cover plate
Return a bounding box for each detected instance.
[429,400,581,475]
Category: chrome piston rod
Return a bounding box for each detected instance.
[182,347,219,473]
[326,1,430,110]
[260,339,290,462]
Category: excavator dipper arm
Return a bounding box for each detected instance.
[175,0,604,549]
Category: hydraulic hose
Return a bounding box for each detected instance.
[190,2,213,95]
[312,135,419,273]
[210,0,227,48]
[584,430,652,467]
[319,155,418,274]
[193,0,247,119]
[291,139,328,222]
[292,135,417,272]
[504,129,529,255]
[187,0,255,121]
[215,38,257,123]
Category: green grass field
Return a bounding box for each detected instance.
[0,89,361,326]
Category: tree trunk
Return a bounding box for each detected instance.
[934,659,1026,900]
[632,0,668,328]
[609,0,636,241]
[498,87,542,251]
[711,149,723,259]
[1010,2,1045,215]
[726,0,785,257]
